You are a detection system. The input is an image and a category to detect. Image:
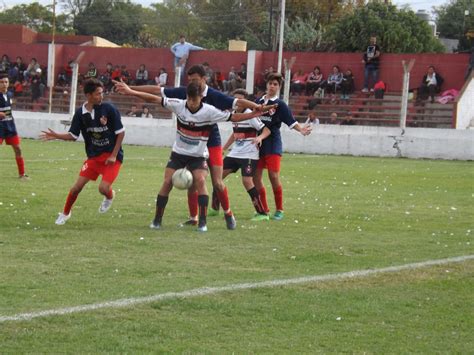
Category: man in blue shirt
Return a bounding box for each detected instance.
[171,35,205,85]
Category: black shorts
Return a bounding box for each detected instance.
[166,152,208,171]
[223,157,258,177]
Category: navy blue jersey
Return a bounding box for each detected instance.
[0,93,18,139]
[256,95,297,156]
[69,102,125,162]
[162,85,235,147]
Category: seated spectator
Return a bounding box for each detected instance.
[340,111,356,125]
[290,68,308,96]
[100,62,114,93]
[120,65,131,84]
[328,112,338,125]
[13,80,24,97]
[231,63,247,91]
[13,56,27,82]
[8,65,19,83]
[202,62,214,86]
[141,106,153,118]
[155,67,168,86]
[210,69,225,91]
[24,58,40,82]
[135,64,149,85]
[84,62,98,80]
[417,65,444,103]
[326,65,343,96]
[340,69,355,100]
[373,80,386,99]
[0,54,10,73]
[31,68,44,103]
[305,111,320,126]
[126,104,142,117]
[222,66,236,93]
[111,65,122,82]
[305,66,325,96]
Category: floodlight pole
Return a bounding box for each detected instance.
[48,0,56,114]
[277,0,286,74]
[400,59,415,129]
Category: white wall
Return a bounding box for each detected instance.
[13,112,474,160]
[455,75,474,129]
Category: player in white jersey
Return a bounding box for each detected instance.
[115,81,275,232]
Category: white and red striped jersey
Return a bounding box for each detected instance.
[227,109,265,160]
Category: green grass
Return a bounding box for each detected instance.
[0,139,473,352]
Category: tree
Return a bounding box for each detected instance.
[327,2,445,53]
[434,0,474,51]
[284,16,327,52]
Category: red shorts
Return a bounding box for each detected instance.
[79,153,122,183]
[257,154,281,172]
[0,135,20,145]
[208,146,223,167]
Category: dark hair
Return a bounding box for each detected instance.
[266,72,283,86]
[186,82,202,99]
[83,78,104,95]
[428,65,435,70]
[333,65,340,72]
[314,66,321,73]
[179,34,185,39]
[232,88,248,97]
[187,64,206,77]
[0,73,8,80]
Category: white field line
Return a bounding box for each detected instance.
[0,157,164,163]
[1,254,473,323]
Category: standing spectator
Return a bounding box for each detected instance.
[340,69,355,100]
[135,64,149,85]
[155,67,168,86]
[100,62,114,93]
[290,68,308,96]
[84,62,98,80]
[24,58,40,82]
[202,62,214,86]
[0,54,10,73]
[13,57,27,82]
[326,65,343,96]
[417,65,444,103]
[362,35,381,92]
[31,68,43,103]
[170,35,205,85]
[305,66,324,96]
[141,106,153,118]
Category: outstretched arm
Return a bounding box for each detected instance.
[114,81,163,104]
[292,122,312,136]
[113,80,162,95]
[230,104,277,122]
[40,128,76,141]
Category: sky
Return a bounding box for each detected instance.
[0,0,449,13]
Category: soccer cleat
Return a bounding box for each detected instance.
[271,210,284,221]
[208,208,220,217]
[224,213,237,230]
[55,212,71,225]
[98,190,115,213]
[19,174,30,181]
[251,213,270,222]
[197,224,208,232]
[179,218,198,227]
[149,220,162,229]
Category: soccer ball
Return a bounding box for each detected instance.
[172,168,193,190]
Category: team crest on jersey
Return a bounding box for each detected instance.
[100,116,107,125]
[245,165,252,174]
[81,162,88,171]
[188,122,195,127]
[268,108,276,116]
[202,160,208,169]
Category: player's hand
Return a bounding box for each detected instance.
[259,103,278,113]
[252,136,263,147]
[300,125,312,136]
[112,80,131,95]
[105,155,117,165]
[0,112,5,120]
[39,128,57,141]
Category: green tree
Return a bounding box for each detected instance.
[327,2,445,53]
[284,16,327,51]
[434,0,474,50]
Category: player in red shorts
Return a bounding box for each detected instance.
[0,74,28,179]
[254,73,312,220]
[40,79,125,225]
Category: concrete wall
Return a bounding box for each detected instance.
[455,75,474,129]
[13,113,474,161]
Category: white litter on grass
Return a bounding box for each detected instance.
[1,255,473,323]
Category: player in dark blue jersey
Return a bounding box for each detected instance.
[254,72,311,220]
[40,79,125,225]
[0,74,28,179]
[122,64,264,229]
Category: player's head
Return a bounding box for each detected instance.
[186,81,203,111]
[83,78,104,105]
[265,72,283,96]
[0,73,9,93]
[232,88,248,100]
[187,65,207,90]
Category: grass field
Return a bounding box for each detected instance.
[1,139,473,352]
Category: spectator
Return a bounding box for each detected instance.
[222,66,236,93]
[155,67,168,86]
[126,104,141,117]
[141,105,153,118]
[305,66,324,96]
[100,62,114,93]
[326,65,343,96]
[340,69,355,100]
[8,64,19,83]
[120,65,131,84]
[417,65,444,103]
[84,62,98,80]
[170,34,205,84]
[0,54,10,73]
[135,64,148,86]
[340,111,356,125]
[111,65,122,82]
[211,69,225,91]
[202,62,214,86]
[328,112,338,125]
[373,80,386,99]
[362,35,381,92]
[31,68,43,103]
[305,111,320,126]
[24,58,40,82]
[230,63,247,91]
[290,68,308,96]
[13,56,27,82]
[13,80,24,97]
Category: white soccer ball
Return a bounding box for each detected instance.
[172,168,193,190]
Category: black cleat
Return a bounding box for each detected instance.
[224,213,237,230]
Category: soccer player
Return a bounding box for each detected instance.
[218,89,271,221]
[0,74,28,180]
[40,79,125,225]
[118,64,264,230]
[114,81,273,232]
[253,72,312,221]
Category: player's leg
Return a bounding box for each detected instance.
[241,159,268,221]
[151,167,175,229]
[208,146,224,216]
[8,136,27,179]
[56,175,90,225]
[191,165,209,232]
[253,157,270,214]
[97,159,122,214]
[266,155,283,220]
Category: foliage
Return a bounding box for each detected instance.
[327,2,445,53]
[284,16,327,52]
[434,0,474,51]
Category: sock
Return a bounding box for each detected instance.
[247,187,266,214]
[63,191,79,215]
[154,194,169,223]
[211,189,220,211]
[198,195,209,227]
[187,190,198,220]
[15,156,25,176]
[273,185,283,212]
[217,187,231,214]
[258,187,270,213]
[105,188,114,200]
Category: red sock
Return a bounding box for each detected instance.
[105,188,113,199]
[217,187,230,213]
[63,191,79,215]
[259,187,270,213]
[187,190,198,219]
[273,185,283,211]
[15,156,25,176]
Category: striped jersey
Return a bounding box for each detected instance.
[0,93,17,138]
[227,109,265,160]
